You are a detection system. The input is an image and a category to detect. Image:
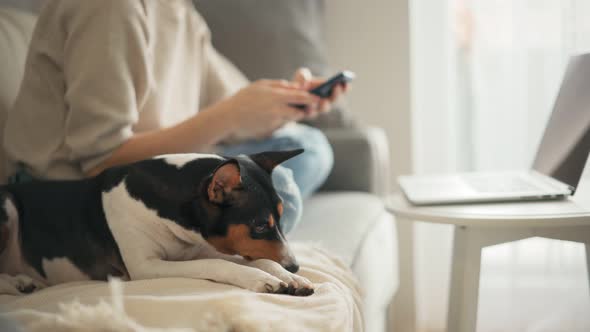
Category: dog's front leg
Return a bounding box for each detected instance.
[127,259,290,294]
[196,250,314,296]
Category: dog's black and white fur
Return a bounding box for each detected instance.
[0,150,313,296]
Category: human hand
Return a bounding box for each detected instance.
[220,79,321,140]
[292,67,350,119]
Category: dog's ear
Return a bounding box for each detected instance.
[249,149,305,174]
[208,161,241,204]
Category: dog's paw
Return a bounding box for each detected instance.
[275,273,314,297]
[290,274,314,296]
[0,274,42,295]
[248,260,314,297]
[245,274,288,294]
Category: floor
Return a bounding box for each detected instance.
[415,225,590,332]
[477,237,590,332]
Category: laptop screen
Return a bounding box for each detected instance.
[532,54,590,190]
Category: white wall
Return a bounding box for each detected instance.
[325,0,413,183]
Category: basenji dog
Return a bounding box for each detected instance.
[0,149,314,296]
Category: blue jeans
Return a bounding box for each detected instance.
[218,124,334,233]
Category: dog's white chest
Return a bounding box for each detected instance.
[102,180,213,275]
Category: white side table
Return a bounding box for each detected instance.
[387,195,590,332]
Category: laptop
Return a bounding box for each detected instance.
[399,54,590,205]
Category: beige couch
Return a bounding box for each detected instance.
[0,6,398,332]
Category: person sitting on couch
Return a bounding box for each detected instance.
[3,0,348,233]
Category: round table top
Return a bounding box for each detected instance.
[387,194,590,227]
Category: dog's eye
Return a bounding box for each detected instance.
[254,223,269,234]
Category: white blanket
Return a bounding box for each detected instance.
[0,244,363,332]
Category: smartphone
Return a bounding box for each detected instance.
[291,70,355,110]
[309,70,355,98]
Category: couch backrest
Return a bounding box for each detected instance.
[0,0,42,13]
[194,0,353,129]
[0,8,37,182]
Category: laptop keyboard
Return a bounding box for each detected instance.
[464,175,543,193]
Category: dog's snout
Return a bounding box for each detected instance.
[280,241,299,273]
[285,263,299,273]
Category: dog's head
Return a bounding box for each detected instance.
[200,149,304,273]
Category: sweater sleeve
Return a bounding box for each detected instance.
[61,0,152,173]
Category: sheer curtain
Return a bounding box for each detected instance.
[411,0,590,331]
[469,0,590,171]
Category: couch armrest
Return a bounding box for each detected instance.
[320,126,391,197]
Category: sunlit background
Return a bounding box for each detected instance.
[410,1,590,331]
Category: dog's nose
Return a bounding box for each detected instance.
[285,263,299,273]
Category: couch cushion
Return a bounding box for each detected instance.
[193,0,328,83]
[352,212,397,332]
[291,192,397,332]
[192,0,353,129]
[288,192,388,266]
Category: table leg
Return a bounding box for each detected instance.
[447,226,482,332]
[586,243,590,295]
[391,216,416,332]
